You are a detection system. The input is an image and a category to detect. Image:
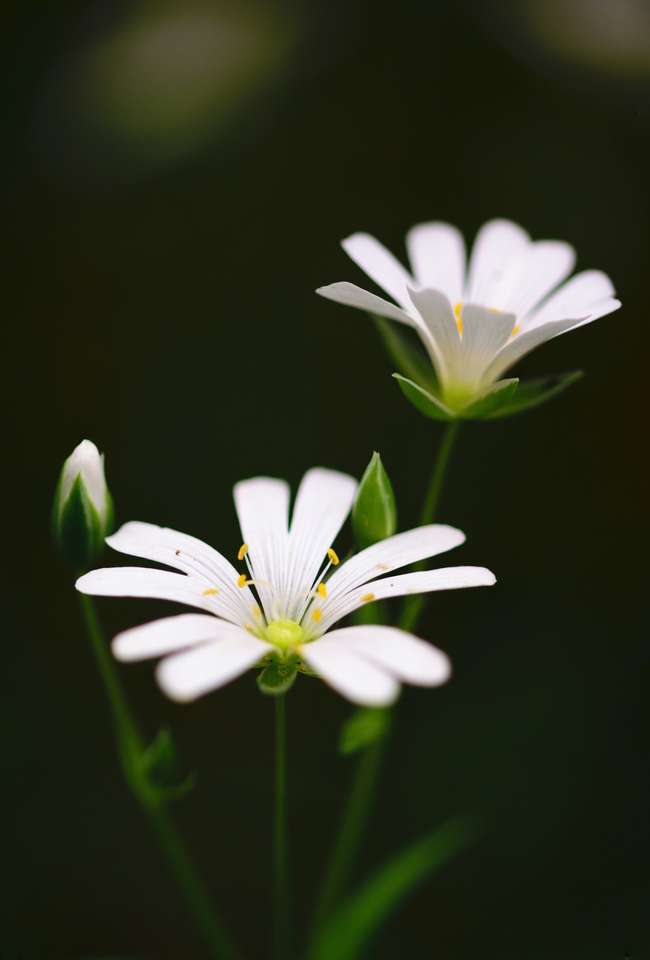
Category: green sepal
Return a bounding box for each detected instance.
[52,474,104,569]
[257,656,299,696]
[479,370,584,419]
[393,374,455,421]
[458,378,519,419]
[339,707,391,756]
[373,316,437,391]
[352,452,397,550]
[140,727,195,801]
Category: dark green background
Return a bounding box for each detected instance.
[6,1,648,957]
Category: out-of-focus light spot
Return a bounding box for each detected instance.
[45,0,295,175]
[524,0,650,78]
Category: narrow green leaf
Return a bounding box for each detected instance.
[482,370,584,419]
[257,658,298,696]
[339,707,391,756]
[459,378,519,419]
[373,316,436,390]
[352,452,397,550]
[393,374,455,421]
[140,727,195,800]
[310,817,477,960]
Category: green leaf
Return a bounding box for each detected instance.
[393,374,455,421]
[53,474,104,569]
[310,817,477,960]
[257,657,298,696]
[480,370,584,419]
[339,708,391,756]
[373,316,436,391]
[140,728,195,800]
[352,452,397,550]
[459,378,519,419]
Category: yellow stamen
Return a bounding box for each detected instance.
[327,548,340,566]
[361,592,375,603]
[202,587,219,596]
[511,324,521,336]
[488,306,501,314]
[317,582,328,598]
[454,301,463,335]
[252,603,262,619]
[237,574,248,588]
[311,608,322,622]
[237,543,249,561]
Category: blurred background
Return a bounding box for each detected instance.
[5,0,649,956]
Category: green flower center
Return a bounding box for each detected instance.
[265,619,305,651]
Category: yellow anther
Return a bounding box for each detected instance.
[327,548,340,566]
[244,624,256,634]
[317,582,328,598]
[488,306,502,314]
[361,592,376,603]
[311,608,322,622]
[375,563,389,572]
[252,604,262,619]
[202,587,219,596]
[237,573,248,588]
[454,301,463,335]
[237,543,249,561]
[511,324,521,336]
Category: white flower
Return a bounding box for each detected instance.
[76,468,495,706]
[53,439,113,567]
[57,439,110,527]
[316,219,621,410]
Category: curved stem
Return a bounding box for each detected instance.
[273,695,290,960]
[309,422,461,945]
[400,421,460,632]
[78,593,238,960]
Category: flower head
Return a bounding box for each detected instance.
[317,219,621,415]
[53,439,113,568]
[76,467,495,706]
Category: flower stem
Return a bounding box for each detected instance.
[311,734,384,938]
[310,421,461,944]
[400,420,460,632]
[78,592,238,960]
[274,695,291,960]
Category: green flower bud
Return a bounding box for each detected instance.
[52,439,114,569]
[352,452,397,550]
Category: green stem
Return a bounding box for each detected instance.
[78,593,238,960]
[274,695,290,960]
[310,422,460,945]
[400,421,460,632]
[311,735,385,939]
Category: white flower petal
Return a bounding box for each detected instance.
[525,270,617,330]
[322,626,451,686]
[233,477,290,619]
[503,240,576,318]
[342,233,414,308]
[407,287,461,385]
[156,626,270,702]
[323,524,466,606]
[60,439,108,521]
[566,296,621,330]
[301,638,399,707]
[285,467,357,620]
[319,566,496,630]
[76,567,227,616]
[106,521,253,624]
[113,613,221,662]
[315,282,415,325]
[458,304,516,386]
[406,222,466,305]
[466,219,531,308]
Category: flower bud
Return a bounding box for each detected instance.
[352,451,397,550]
[52,439,114,569]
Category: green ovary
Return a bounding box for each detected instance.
[265,619,305,651]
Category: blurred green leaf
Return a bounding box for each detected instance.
[481,371,584,419]
[310,817,477,960]
[459,378,519,419]
[140,728,195,800]
[257,658,298,696]
[393,374,455,421]
[353,452,397,550]
[339,708,391,756]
